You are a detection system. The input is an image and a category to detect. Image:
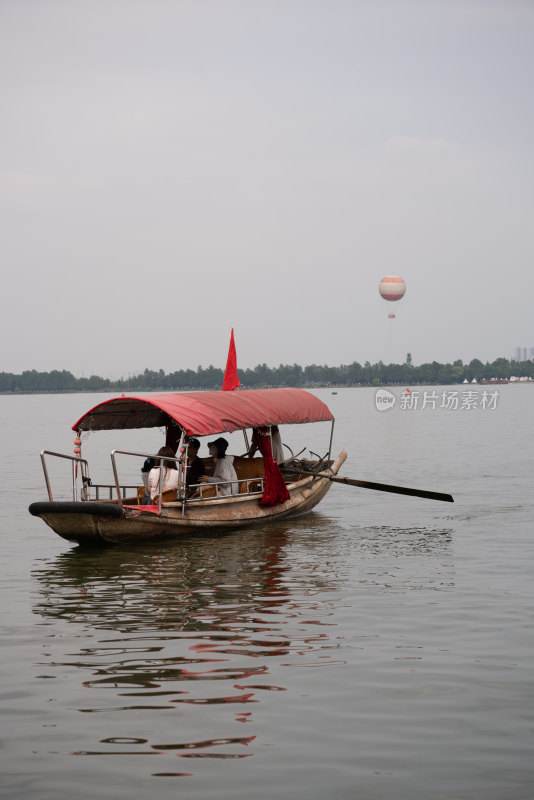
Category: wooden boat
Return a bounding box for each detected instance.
[29,388,346,546]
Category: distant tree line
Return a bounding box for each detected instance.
[1,357,533,394]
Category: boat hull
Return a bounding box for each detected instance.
[29,452,347,546]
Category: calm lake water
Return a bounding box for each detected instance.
[1,386,533,800]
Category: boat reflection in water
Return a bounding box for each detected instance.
[32,517,453,772]
[32,517,343,766]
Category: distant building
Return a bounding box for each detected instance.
[512,346,534,362]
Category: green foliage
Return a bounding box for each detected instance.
[1,357,533,393]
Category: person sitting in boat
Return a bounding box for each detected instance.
[184,437,204,488]
[148,446,179,501]
[246,425,284,464]
[140,457,155,503]
[198,437,238,496]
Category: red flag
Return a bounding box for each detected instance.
[222,328,240,391]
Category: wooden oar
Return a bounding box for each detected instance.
[284,469,454,503]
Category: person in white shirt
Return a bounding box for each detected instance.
[269,425,284,464]
[148,446,179,501]
[198,437,238,496]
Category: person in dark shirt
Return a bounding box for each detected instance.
[185,437,204,488]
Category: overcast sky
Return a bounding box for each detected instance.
[1,0,533,378]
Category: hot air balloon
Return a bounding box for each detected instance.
[379,276,406,318]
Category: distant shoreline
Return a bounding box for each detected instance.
[1,381,533,397]
[1,357,533,394]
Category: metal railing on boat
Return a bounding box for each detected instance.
[40,450,139,503]
[111,449,182,511]
[86,483,140,501]
[40,450,91,502]
[39,449,273,510]
[111,450,267,510]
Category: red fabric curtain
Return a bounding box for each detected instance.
[222,328,241,391]
[254,428,290,507]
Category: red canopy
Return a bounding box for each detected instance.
[72,388,334,436]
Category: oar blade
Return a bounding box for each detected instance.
[331,475,454,503]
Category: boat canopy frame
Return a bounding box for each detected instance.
[72,388,334,437]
